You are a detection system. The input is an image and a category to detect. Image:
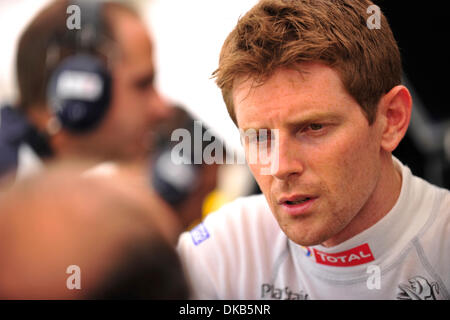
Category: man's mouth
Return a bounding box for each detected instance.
[279,195,316,205]
[284,197,312,205]
[278,195,317,216]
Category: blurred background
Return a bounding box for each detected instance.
[0,0,449,213]
[375,0,450,189]
[0,0,259,229]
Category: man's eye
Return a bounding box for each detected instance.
[134,74,155,91]
[309,123,323,131]
[135,79,152,90]
[243,131,271,145]
[297,123,326,138]
[258,130,275,144]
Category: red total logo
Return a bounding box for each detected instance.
[312,243,375,267]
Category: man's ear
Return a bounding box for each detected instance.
[377,85,412,153]
[26,104,65,154]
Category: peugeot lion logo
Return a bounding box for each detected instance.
[397,276,440,300]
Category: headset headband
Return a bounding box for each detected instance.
[72,0,103,51]
[45,0,113,134]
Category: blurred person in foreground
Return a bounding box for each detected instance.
[0,161,187,299]
[177,0,450,299]
[0,0,172,183]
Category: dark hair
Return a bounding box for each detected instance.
[156,106,229,165]
[89,235,190,300]
[213,0,402,125]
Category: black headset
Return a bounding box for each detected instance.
[46,0,112,134]
[152,145,199,206]
[151,113,205,207]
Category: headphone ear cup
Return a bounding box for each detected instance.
[46,54,112,133]
[151,147,198,206]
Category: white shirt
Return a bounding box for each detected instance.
[15,143,44,181]
[177,159,450,300]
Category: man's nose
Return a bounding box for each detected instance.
[147,88,172,123]
[271,134,304,181]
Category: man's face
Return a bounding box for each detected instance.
[83,14,171,161]
[234,63,384,246]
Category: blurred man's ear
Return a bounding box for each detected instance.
[377,85,412,153]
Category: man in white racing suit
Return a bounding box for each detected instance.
[178,158,450,299]
[177,0,450,299]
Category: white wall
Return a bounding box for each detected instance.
[146,0,258,155]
